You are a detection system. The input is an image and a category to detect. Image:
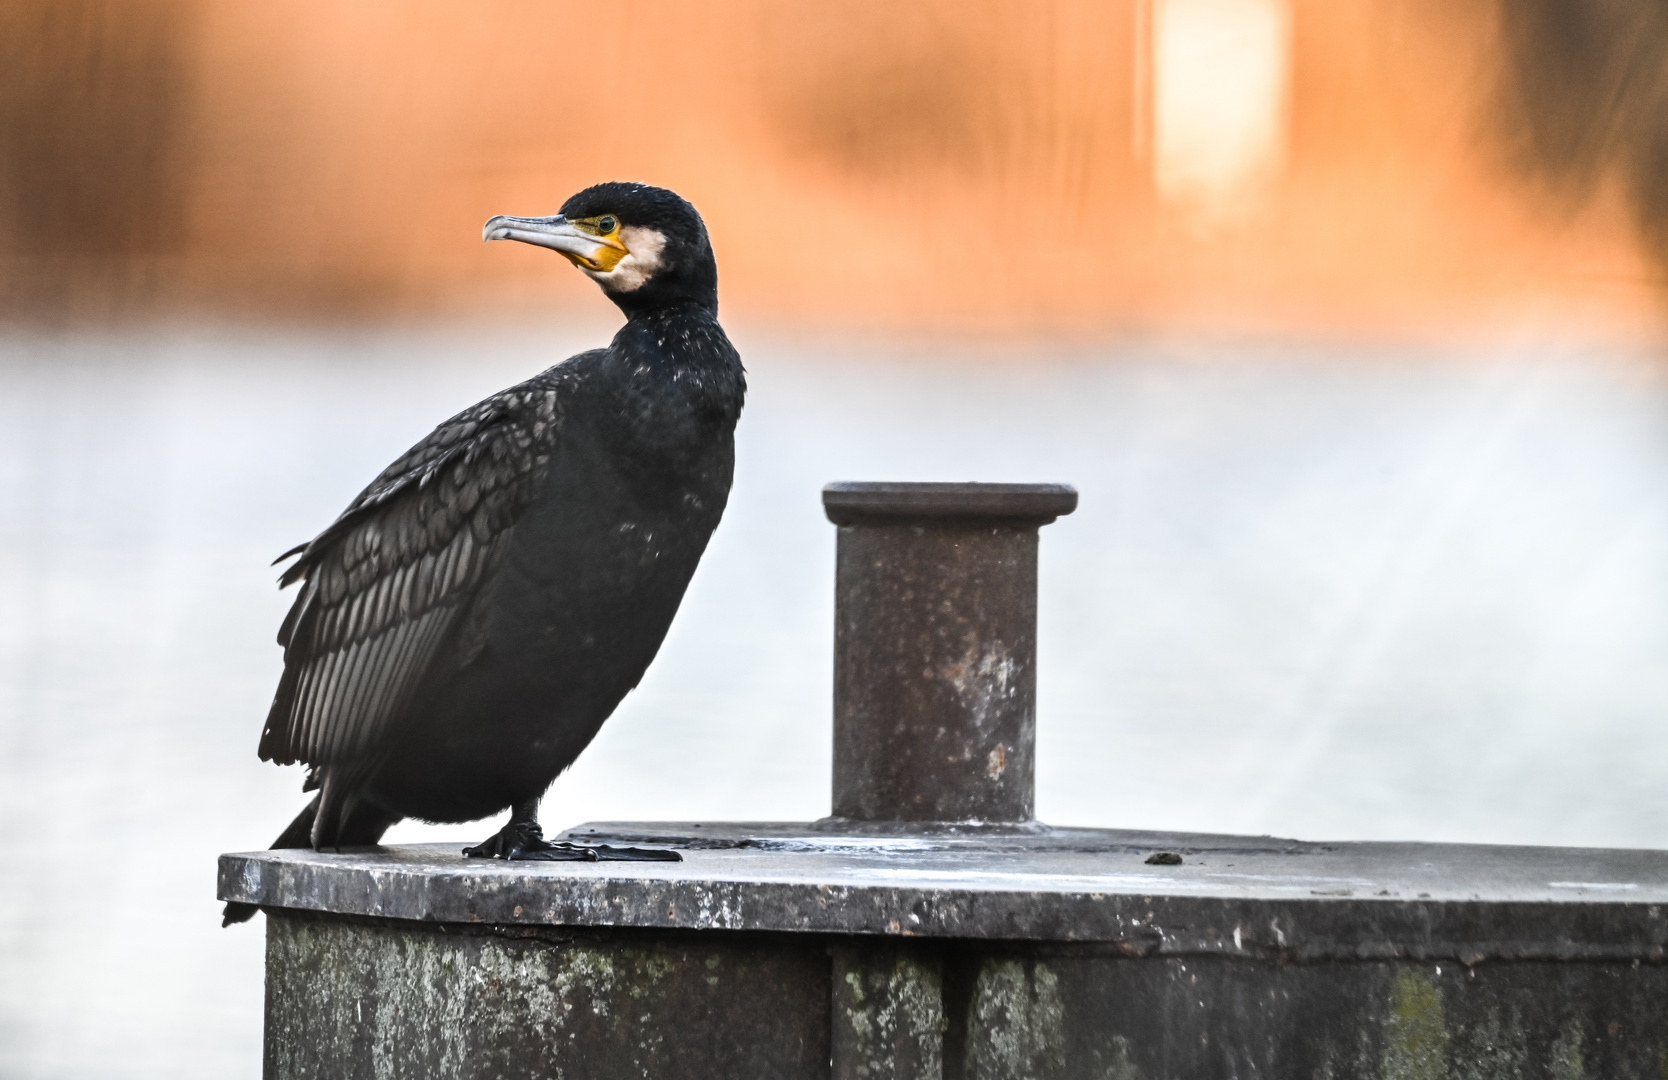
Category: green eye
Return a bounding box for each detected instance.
[597,216,618,234]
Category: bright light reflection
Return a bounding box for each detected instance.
[1152,0,1291,231]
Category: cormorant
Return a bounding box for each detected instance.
[223,182,744,925]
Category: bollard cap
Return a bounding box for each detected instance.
[822,482,1077,527]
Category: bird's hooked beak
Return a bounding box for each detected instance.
[482,214,629,273]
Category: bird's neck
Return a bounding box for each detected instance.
[614,304,729,369]
[622,298,717,324]
[602,302,741,427]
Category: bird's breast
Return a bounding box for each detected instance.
[473,406,733,677]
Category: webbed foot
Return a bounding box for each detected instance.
[554,843,682,862]
[463,821,681,862]
[462,819,552,860]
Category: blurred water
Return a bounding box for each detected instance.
[2,325,1667,1078]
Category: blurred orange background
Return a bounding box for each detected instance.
[1,0,1664,335]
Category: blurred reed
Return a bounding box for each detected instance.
[0,0,1662,334]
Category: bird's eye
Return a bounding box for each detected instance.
[597,216,618,234]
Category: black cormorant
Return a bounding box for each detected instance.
[223,182,744,925]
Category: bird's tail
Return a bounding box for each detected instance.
[220,796,321,927]
[221,795,403,927]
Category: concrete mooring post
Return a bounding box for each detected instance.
[222,482,1668,1080]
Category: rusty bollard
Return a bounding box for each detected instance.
[822,482,1078,825]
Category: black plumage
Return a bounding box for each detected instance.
[224,183,743,925]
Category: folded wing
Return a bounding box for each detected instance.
[258,376,566,771]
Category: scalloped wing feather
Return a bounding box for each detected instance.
[258,371,571,768]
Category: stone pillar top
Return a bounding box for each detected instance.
[219,823,1668,960]
[822,481,1078,526]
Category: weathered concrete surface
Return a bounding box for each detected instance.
[832,942,945,1080]
[929,948,1668,1079]
[265,912,831,1080]
[262,911,1668,1080]
[221,824,1668,961]
[231,825,1668,1076]
[907,946,1668,1079]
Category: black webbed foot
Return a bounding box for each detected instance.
[462,819,553,860]
[523,842,683,863]
[463,821,681,862]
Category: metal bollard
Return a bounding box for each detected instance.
[823,482,1077,824]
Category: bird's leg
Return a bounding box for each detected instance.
[461,799,684,863]
[462,798,554,859]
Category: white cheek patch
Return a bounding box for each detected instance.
[582,226,666,293]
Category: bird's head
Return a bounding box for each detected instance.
[483,182,717,316]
